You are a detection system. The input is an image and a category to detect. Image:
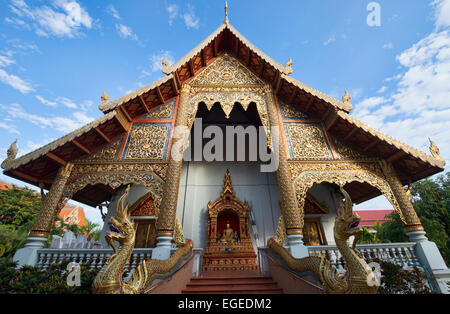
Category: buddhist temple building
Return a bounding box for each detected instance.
[3,3,449,294]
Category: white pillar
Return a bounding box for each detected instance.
[407,231,449,294]
[12,237,47,267]
[152,236,173,260]
[287,234,309,258]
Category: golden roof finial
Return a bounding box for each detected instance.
[224,0,229,24]
[101,90,109,104]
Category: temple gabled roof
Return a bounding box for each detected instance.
[1,18,445,206]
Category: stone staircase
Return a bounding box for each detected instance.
[182,275,283,294]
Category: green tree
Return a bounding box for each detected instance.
[0,186,42,258]
[377,172,450,263]
[0,186,41,227]
[359,222,382,244]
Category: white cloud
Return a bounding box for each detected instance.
[115,23,138,41]
[0,103,95,134]
[323,34,336,46]
[354,1,450,170]
[35,95,57,107]
[0,69,34,93]
[167,4,179,26]
[183,4,199,29]
[377,86,388,93]
[0,121,20,135]
[383,42,393,49]
[107,4,120,20]
[56,96,77,109]
[0,55,15,67]
[433,0,450,29]
[8,0,93,38]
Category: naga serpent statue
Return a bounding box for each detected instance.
[268,187,379,294]
[92,186,193,294]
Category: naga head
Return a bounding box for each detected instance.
[106,185,135,254]
[334,187,362,241]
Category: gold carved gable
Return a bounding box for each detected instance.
[285,123,333,160]
[190,53,264,87]
[123,123,170,160]
[80,137,122,162]
[331,136,370,160]
[279,99,310,120]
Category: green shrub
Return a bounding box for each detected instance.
[0,258,100,294]
[375,259,431,294]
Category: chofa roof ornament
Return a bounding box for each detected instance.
[342,90,351,105]
[283,58,293,75]
[428,138,443,160]
[1,139,18,169]
[101,90,109,104]
[161,57,172,75]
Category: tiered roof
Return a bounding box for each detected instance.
[1,18,445,207]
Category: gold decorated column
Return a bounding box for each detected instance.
[156,85,192,237]
[263,86,303,235]
[380,160,424,232]
[30,162,74,238]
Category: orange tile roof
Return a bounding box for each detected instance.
[354,210,394,227]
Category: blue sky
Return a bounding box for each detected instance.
[0,0,449,226]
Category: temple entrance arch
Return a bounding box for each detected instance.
[186,90,272,151]
[292,164,408,233]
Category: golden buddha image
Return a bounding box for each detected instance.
[220,221,235,243]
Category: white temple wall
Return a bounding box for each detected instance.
[99,167,341,248]
[176,161,281,250]
[305,183,341,245]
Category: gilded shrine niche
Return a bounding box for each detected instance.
[203,170,258,273]
[129,192,158,248]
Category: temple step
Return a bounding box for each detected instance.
[182,276,283,294]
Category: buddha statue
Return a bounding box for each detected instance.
[220,222,235,244]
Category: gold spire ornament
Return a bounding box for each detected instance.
[101,90,109,104]
[428,138,443,160]
[224,0,229,24]
[1,139,18,169]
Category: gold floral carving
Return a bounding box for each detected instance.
[285,124,332,160]
[30,163,74,238]
[289,161,407,228]
[331,136,370,160]
[80,137,122,162]
[142,99,175,120]
[156,85,191,236]
[279,99,309,119]
[262,85,303,235]
[190,53,264,87]
[379,160,423,231]
[64,163,168,210]
[123,124,170,160]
